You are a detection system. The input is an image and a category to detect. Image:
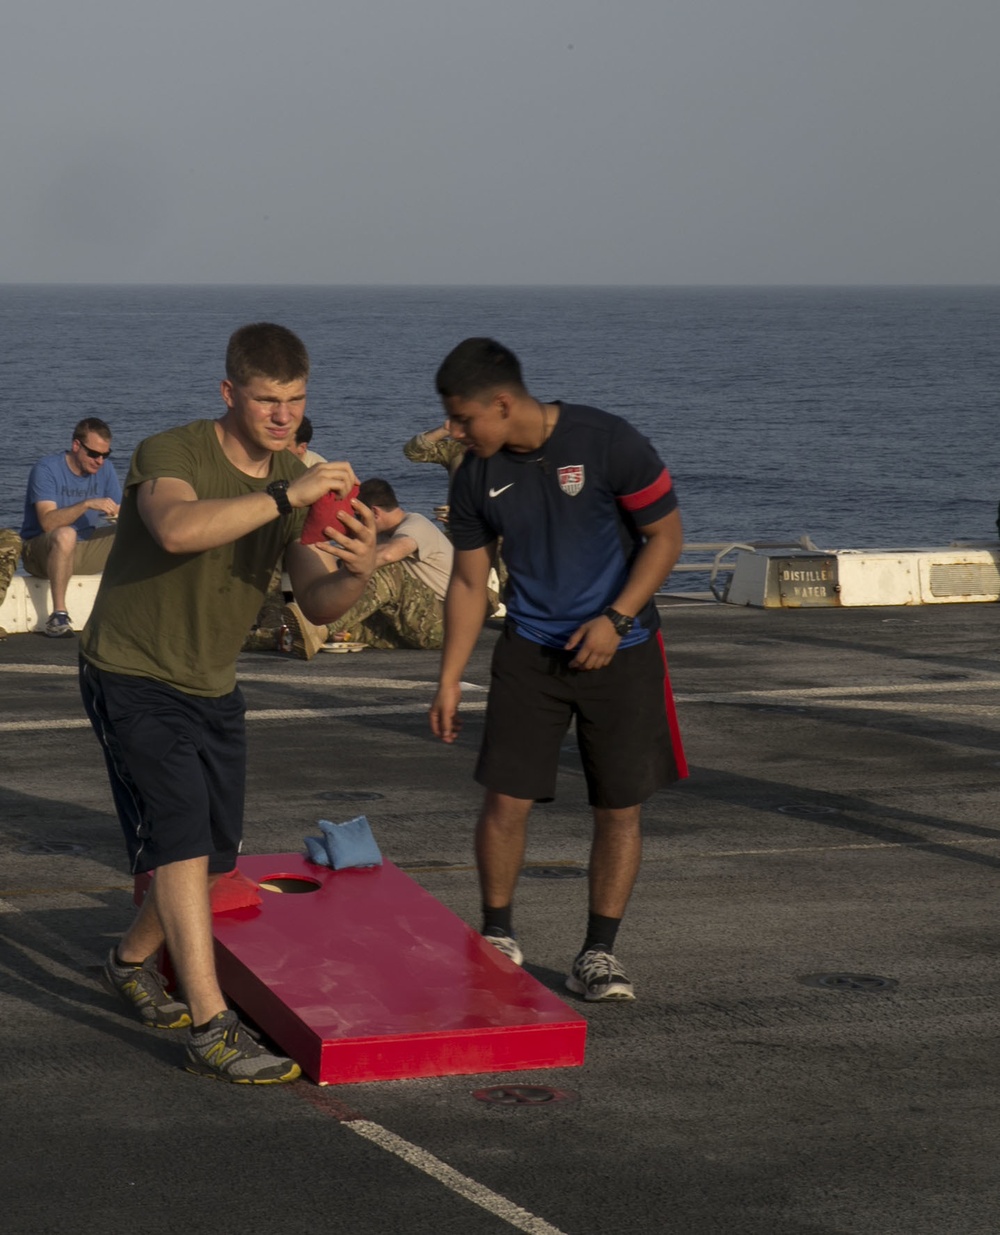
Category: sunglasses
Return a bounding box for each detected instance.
[78,442,112,460]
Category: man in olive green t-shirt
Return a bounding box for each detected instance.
[79,322,377,1085]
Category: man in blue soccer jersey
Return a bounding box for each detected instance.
[429,337,685,1002]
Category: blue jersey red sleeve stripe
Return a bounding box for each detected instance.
[618,468,674,514]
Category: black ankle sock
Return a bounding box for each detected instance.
[582,912,621,955]
[114,947,145,968]
[482,904,514,937]
[192,1020,213,1036]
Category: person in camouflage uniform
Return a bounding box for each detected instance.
[326,556,446,648]
[402,424,467,509]
[0,528,22,637]
[403,422,507,606]
[245,557,448,655]
[327,477,454,649]
[248,478,454,658]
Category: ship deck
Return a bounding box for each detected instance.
[2,598,999,1235]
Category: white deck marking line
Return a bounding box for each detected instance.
[0,664,489,691]
[683,679,1000,702]
[241,674,434,688]
[0,701,488,733]
[346,1120,568,1235]
[695,698,1000,718]
[674,836,1000,859]
[241,702,487,722]
[0,661,994,701]
[773,699,1000,716]
[0,664,85,675]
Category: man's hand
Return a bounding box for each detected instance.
[286,461,359,510]
[564,615,621,670]
[430,682,463,743]
[318,501,376,576]
[86,497,120,517]
[286,501,377,626]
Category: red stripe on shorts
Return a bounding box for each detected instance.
[656,630,688,779]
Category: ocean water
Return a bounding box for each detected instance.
[1,285,998,560]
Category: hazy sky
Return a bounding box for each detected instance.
[2,1,997,285]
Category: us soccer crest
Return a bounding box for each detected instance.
[557,465,585,496]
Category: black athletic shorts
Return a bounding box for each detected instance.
[475,624,680,809]
[79,659,246,875]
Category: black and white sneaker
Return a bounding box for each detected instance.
[44,610,73,638]
[565,948,635,1001]
[482,930,524,966]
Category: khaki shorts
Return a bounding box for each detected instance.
[21,524,116,578]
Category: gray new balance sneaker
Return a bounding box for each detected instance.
[102,947,192,1029]
[185,1010,301,1084]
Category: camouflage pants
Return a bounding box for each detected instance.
[0,528,22,599]
[0,529,22,637]
[327,560,445,650]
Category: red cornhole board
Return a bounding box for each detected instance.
[193,853,586,1085]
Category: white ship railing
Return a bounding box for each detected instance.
[664,537,821,602]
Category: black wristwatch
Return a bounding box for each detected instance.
[603,606,635,637]
[265,479,293,517]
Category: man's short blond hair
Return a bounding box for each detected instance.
[225,323,310,386]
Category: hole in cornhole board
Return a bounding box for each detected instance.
[258,874,322,894]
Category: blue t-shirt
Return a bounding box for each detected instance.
[20,451,122,541]
[449,402,678,649]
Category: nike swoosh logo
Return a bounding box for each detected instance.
[489,484,515,498]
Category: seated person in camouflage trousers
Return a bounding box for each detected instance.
[0,529,22,638]
[327,477,453,648]
[260,477,458,657]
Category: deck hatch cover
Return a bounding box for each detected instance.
[777,804,839,817]
[473,1085,577,1106]
[799,972,897,993]
[522,865,588,880]
[17,840,89,855]
[316,790,385,802]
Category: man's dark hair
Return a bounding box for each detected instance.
[294,415,314,447]
[226,323,310,386]
[358,478,400,511]
[434,338,525,400]
[73,417,111,443]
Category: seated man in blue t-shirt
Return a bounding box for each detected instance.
[20,417,122,636]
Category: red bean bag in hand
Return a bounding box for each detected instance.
[301,483,361,545]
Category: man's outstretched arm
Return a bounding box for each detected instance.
[430,544,495,744]
[136,462,360,556]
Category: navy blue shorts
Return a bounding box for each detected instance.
[475,624,680,809]
[79,659,246,875]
